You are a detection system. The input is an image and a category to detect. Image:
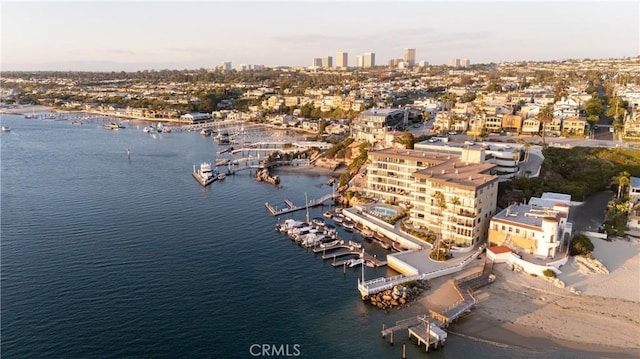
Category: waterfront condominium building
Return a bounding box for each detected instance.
[335,52,348,68]
[365,148,499,247]
[351,108,408,146]
[461,58,470,68]
[450,58,460,68]
[322,56,333,68]
[363,52,375,68]
[356,56,364,68]
[403,48,416,67]
[313,58,323,67]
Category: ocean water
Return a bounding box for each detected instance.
[1,115,601,358]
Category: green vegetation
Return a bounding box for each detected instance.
[569,234,594,256]
[429,241,452,261]
[400,222,437,244]
[498,147,640,207]
[542,269,557,278]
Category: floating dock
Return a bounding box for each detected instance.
[264,193,338,216]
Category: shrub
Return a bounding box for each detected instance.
[569,234,594,256]
[542,269,556,278]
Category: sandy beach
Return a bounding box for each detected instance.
[0,104,58,115]
[418,237,640,358]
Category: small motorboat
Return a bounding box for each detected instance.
[1,126,10,132]
[323,211,333,218]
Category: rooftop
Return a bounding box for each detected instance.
[368,148,452,163]
[491,204,561,229]
[412,161,498,189]
[631,176,640,189]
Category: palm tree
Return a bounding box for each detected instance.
[537,106,554,146]
[612,171,631,199]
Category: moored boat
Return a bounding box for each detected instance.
[323,211,333,218]
[192,162,216,187]
[103,122,125,130]
[217,173,226,181]
[343,220,355,232]
[1,126,10,132]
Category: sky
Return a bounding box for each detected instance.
[1,1,639,71]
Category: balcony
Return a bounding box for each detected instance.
[455,210,476,219]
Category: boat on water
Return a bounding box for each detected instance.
[103,122,125,130]
[348,258,365,268]
[323,211,333,219]
[214,132,230,145]
[217,173,226,181]
[200,128,212,136]
[311,217,325,227]
[156,123,168,133]
[24,110,37,119]
[143,126,156,133]
[192,162,216,187]
[2,126,10,132]
[343,220,355,232]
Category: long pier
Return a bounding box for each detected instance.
[379,261,495,352]
[264,193,338,216]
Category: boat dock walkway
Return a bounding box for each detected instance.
[380,261,495,352]
[358,273,431,299]
[265,193,338,216]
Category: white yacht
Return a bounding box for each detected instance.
[192,162,216,187]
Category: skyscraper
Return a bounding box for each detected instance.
[313,58,322,67]
[322,56,333,68]
[404,48,416,66]
[363,52,375,68]
[335,52,348,68]
[356,56,363,68]
[461,59,470,68]
[450,58,460,68]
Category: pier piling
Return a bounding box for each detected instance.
[402,342,406,359]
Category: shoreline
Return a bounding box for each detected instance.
[420,259,640,358]
[378,238,640,358]
[271,164,348,176]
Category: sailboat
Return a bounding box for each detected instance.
[24,109,37,119]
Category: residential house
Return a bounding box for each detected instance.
[488,195,573,274]
[521,118,541,134]
[351,108,408,147]
[624,110,640,139]
[501,114,523,133]
[561,116,587,135]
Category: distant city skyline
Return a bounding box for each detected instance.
[1,1,638,72]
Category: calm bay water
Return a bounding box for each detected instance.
[1,115,593,358]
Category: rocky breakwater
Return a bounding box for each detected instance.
[368,280,430,310]
[256,168,280,185]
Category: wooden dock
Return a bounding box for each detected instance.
[379,260,495,352]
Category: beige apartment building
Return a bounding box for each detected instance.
[365,148,499,247]
[366,149,449,205]
[411,162,499,247]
